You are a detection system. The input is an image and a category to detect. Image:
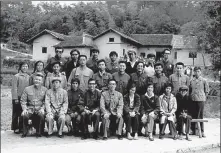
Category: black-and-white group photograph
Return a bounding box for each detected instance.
[1,1,220,153]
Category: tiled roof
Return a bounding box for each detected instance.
[172,35,197,49]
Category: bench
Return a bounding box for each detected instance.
[191,119,208,138]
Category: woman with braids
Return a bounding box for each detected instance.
[11,62,30,134]
[29,60,46,86]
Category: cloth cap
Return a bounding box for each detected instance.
[51,77,62,83]
[35,72,44,78]
[179,85,188,91]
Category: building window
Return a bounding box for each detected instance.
[42,47,47,53]
[174,52,177,59]
[109,38,114,42]
[189,52,197,58]
[123,49,125,55]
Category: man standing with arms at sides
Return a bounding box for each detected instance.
[64,49,80,80]
[100,79,124,140]
[78,78,101,140]
[125,49,138,75]
[144,53,156,77]
[160,49,174,78]
[45,77,68,138]
[169,62,190,95]
[106,51,119,74]
[20,73,47,138]
[189,67,209,137]
[92,59,112,91]
[45,47,67,74]
[68,55,94,92]
[86,48,100,73]
[112,61,131,96]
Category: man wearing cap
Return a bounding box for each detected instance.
[45,61,67,90]
[144,53,156,77]
[189,67,209,137]
[86,48,99,73]
[45,77,68,138]
[64,49,80,80]
[45,47,67,74]
[20,73,47,138]
[176,85,192,141]
[92,59,112,91]
[106,51,119,74]
[125,49,138,75]
[160,49,174,78]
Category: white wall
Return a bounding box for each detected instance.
[32,34,61,61]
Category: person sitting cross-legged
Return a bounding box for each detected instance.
[123,83,141,140]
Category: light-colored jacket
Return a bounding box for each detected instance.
[45,72,67,90]
[11,72,30,100]
[159,93,177,115]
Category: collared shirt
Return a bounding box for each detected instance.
[125,61,138,75]
[190,76,209,102]
[129,94,134,108]
[92,71,112,91]
[29,71,46,86]
[20,85,47,113]
[169,73,190,95]
[12,72,30,100]
[45,88,68,115]
[79,89,101,112]
[160,59,174,78]
[86,57,99,73]
[100,90,123,115]
[123,93,140,114]
[153,73,169,96]
[106,60,119,74]
[159,93,177,115]
[45,72,67,90]
[45,56,67,73]
[67,88,84,113]
[144,65,155,77]
[112,72,130,95]
[140,94,160,115]
[68,67,94,92]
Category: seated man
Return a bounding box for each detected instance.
[176,85,192,141]
[65,78,83,136]
[20,73,47,138]
[78,78,101,140]
[140,83,160,141]
[45,77,68,138]
[100,79,124,140]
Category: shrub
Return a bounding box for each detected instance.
[2,58,36,69]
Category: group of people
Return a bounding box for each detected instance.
[11,47,209,141]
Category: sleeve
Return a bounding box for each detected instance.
[154,96,160,114]
[45,76,50,89]
[11,75,18,100]
[170,97,177,114]
[29,75,34,86]
[117,93,124,115]
[60,90,68,114]
[204,79,210,95]
[95,90,101,110]
[45,90,52,114]
[123,95,131,114]
[20,88,28,111]
[100,93,107,114]
[68,68,75,86]
[133,94,141,113]
[140,96,145,115]
[78,92,85,113]
[159,96,165,114]
[62,75,68,90]
[41,89,47,111]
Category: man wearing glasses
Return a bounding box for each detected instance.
[45,47,67,74]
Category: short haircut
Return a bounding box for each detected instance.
[90,48,100,53]
[97,59,106,65]
[146,82,154,88]
[71,78,80,85]
[127,82,137,91]
[176,62,184,67]
[88,78,96,84]
[108,78,117,84]
[79,55,87,60]
[70,49,80,55]
[118,60,127,65]
[18,61,29,72]
[147,53,156,58]
[127,49,136,55]
[35,73,44,78]
[154,62,164,69]
[55,47,64,52]
[136,61,144,67]
[33,60,44,73]
[194,66,201,71]
[109,51,118,57]
[164,83,173,91]
[52,61,61,67]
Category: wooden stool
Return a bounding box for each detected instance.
[191,119,208,138]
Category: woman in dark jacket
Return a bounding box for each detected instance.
[123,83,141,140]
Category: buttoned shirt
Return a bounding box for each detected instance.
[112,72,130,95]
[106,60,119,74]
[45,88,68,115]
[190,76,209,102]
[92,71,112,91]
[20,85,47,113]
[67,89,84,114]
[153,73,169,96]
[45,56,67,73]
[12,72,30,100]
[169,73,190,95]
[86,57,99,73]
[29,71,46,86]
[45,72,67,90]
[100,90,123,115]
[159,93,177,115]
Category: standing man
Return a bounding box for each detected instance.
[78,78,101,140]
[100,79,124,140]
[144,53,156,77]
[112,61,131,96]
[189,67,209,137]
[125,49,138,75]
[169,62,190,95]
[45,77,68,138]
[68,55,94,92]
[86,48,99,73]
[64,49,80,80]
[160,49,174,78]
[20,73,47,138]
[106,51,119,74]
[92,59,112,91]
[45,47,67,74]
